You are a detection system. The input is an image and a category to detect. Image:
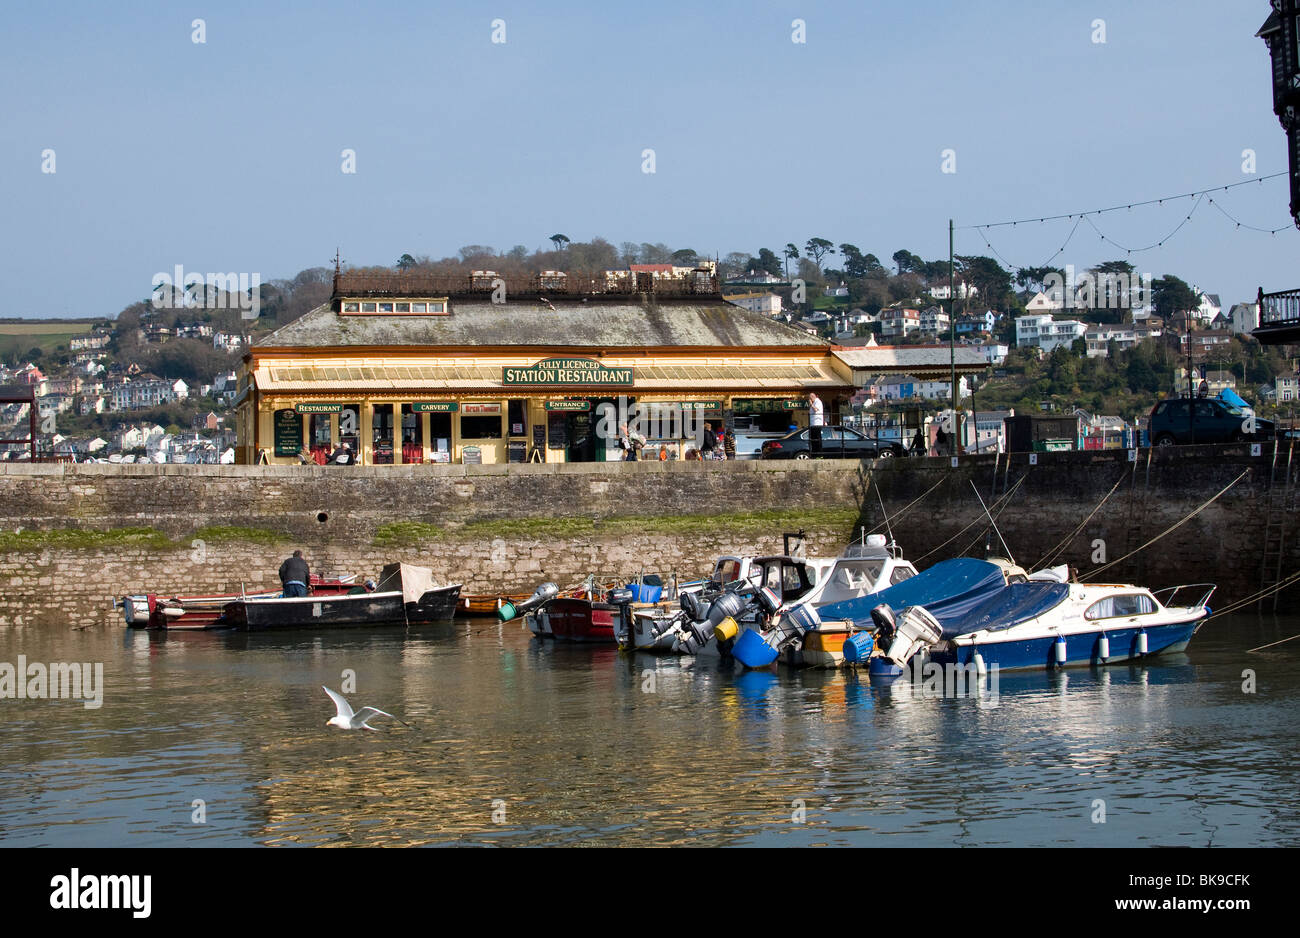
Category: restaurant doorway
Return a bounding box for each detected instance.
[565,397,620,462]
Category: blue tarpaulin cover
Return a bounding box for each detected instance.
[818,557,1008,628]
[940,581,1070,639]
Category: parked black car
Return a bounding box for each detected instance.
[760,425,905,459]
[1148,397,1275,446]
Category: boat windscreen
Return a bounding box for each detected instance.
[942,581,1071,639]
[818,557,1007,626]
[816,559,888,606]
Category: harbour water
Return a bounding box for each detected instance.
[0,613,1297,847]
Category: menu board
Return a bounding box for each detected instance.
[547,412,567,450]
[462,446,482,464]
[274,409,302,456]
[507,441,527,463]
[533,424,546,451]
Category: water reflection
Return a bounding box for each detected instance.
[0,613,1296,846]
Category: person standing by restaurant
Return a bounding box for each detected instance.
[723,424,736,461]
[809,392,824,427]
[700,422,717,459]
[279,550,310,598]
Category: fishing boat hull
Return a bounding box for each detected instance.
[122,576,358,630]
[783,621,857,669]
[221,584,461,631]
[459,592,531,617]
[538,597,618,643]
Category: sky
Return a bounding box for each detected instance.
[0,0,1294,318]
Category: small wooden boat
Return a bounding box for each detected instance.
[458,592,532,617]
[218,563,461,631]
[121,575,358,630]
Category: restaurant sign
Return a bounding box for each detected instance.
[461,402,501,415]
[413,402,459,412]
[295,402,343,414]
[503,358,633,386]
[544,400,590,412]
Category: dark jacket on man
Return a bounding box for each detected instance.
[279,555,310,587]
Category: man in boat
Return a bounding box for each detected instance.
[279,550,311,598]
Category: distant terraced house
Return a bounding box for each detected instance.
[109,376,189,411]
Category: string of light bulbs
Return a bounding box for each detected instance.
[966,172,1294,272]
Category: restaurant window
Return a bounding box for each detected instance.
[378,302,394,313]
[395,302,410,312]
[309,413,332,465]
[400,404,422,464]
[411,302,427,312]
[372,404,394,464]
[339,405,361,452]
[507,399,527,437]
[360,302,376,313]
[342,301,359,312]
[461,415,503,439]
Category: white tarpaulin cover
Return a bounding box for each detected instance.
[378,562,439,605]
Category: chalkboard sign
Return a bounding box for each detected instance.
[533,424,546,451]
[507,440,527,463]
[274,409,302,456]
[462,446,482,464]
[547,412,567,450]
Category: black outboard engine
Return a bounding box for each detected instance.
[499,582,559,622]
[870,604,897,647]
[679,589,749,655]
[606,587,635,644]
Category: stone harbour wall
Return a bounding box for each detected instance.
[0,446,1296,629]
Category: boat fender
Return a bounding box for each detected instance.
[1136,630,1148,656]
[1097,633,1109,662]
[714,616,740,643]
[973,648,987,676]
[1054,635,1067,667]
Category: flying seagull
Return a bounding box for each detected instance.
[322,685,402,731]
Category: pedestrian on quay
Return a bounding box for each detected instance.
[723,425,736,461]
[809,392,824,427]
[700,422,718,459]
[279,549,310,598]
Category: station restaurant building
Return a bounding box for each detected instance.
[233,270,975,466]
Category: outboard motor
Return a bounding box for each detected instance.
[680,589,708,623]
[605,587,635,645]
[881,605,943,667]
[499,582,559,622]
[870,604,898,648]
[754,586,782,618]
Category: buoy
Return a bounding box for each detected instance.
[713,616,739,643]
[1097,633,1110,662]
[1054,635,1067,668]
[1136,630,1148,656]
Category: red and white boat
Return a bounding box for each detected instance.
[120,574,358,630]
[531,595,620,643]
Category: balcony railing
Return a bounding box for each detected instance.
[1259,287,1300,327]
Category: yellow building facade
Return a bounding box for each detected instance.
[236,271,856,466]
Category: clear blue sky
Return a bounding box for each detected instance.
[0,0,1293,317]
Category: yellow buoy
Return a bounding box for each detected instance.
[714,616,739,643]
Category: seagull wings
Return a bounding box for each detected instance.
[322,685,355,721]
[352,706,394,729]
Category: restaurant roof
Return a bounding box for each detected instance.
[255,295,825,351]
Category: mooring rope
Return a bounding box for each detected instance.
[863,474,949,537]
[1033,469,1129,570]
[1081,469,1250,580]
[915,474,1027,565]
